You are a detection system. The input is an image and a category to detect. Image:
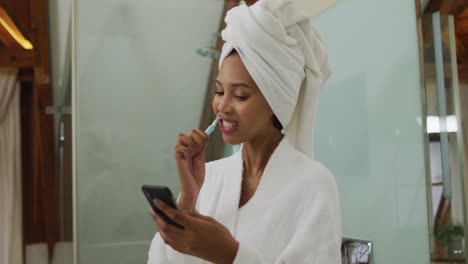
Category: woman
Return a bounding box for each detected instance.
[148,0,341,263]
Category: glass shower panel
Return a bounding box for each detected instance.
[74,0,225,263]
[47,0,73,262]
[313,0,430,262]
[422,12,466,263]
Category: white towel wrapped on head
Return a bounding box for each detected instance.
[219,0,331,159]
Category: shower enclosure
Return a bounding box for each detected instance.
[73,1,228,262]
[73,0,435,263]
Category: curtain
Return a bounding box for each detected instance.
[0,68,22,264]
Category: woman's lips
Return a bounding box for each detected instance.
[219,119,239,133]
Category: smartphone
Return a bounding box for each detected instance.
[141,185,184,229]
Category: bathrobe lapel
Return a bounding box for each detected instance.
[213,150,243,233]
[213,137,292,234]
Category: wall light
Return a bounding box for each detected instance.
[0,6,33,50]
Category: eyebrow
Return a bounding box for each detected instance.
[216,80,250,89]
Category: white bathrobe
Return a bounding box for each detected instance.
[147,136,342,263]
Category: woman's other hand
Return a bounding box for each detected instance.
[174,129,209,212]
[149,200,239,264]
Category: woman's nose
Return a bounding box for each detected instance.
[216,96,232,114]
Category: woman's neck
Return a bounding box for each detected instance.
[242,130,283,177]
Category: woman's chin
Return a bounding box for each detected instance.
[221,134,244,145]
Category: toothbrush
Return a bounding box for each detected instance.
[205,117,220,136]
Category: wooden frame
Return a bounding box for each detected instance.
[425,0,466,15]
[0,48,33,67]
[10,0,58,261]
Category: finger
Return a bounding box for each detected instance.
[176,134,190,159]
[175,145,190,159]
[160,228,186,254]
[158,225,176,247]
[151,209,167,230]
[180,134,197,156]
[194,129,209,152]
[158,218,186,241]
[177,134,193,148]
[196,129,209,143]
[188,131,200,155]
[181,134,194,148]
[194,129,209,156]
[187,132,198,155]
[154,211,183,233]
[188,210,216,222]
[159,229,170,244]
[150,210,172,243]
[194,129,208,143]
[148,208,158,221]
[150,209,183,249]
[154,211,165,228]
[191,130,205,154]
[153,209,189,246]
[155,199,192,228]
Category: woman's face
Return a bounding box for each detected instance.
[213,53,277,145]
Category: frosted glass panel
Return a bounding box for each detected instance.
[75,0,433,263]
[314,0,430,262]
[75,1,224,263]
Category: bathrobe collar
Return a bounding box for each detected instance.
[214,135,299,233]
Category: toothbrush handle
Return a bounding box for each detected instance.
[205,125,215,136]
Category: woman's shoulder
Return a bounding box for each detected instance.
[289,148,337,190]
[288,151,340,218]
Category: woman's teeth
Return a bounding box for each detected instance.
[223,121,238,128]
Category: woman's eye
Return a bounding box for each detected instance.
[214,91,246,100]
[235,96,248,101]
